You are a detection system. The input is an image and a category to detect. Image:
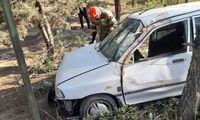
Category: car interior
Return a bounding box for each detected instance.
[134,21,187,62]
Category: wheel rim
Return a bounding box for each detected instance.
[86,101,112,117]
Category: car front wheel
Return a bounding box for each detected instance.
[80,95,117,118]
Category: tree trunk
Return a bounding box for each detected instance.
[177,38,200,120]
[185,0,189,3]
[132,0,137,6]
[38,23,53,54]
[114,0,121,21]
[1,0,41,119]
[35,0,54,56]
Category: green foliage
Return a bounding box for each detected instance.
[140,97,179,120]
[0,0,85,45]
[0,6,11,46]
[94,97,179,120]
[0,30,11,46]
[40,0,86,35]
[29,31,90,75]
[144,0,164,7]
[0,1,39,46]
[32,78,54,98]
[30,56,58,74]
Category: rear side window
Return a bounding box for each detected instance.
[148,21,187,57]
[134,21,187,62]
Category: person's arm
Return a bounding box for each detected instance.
[91,19,100,26]
[99,10,117,27]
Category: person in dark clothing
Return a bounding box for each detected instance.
[90,31,97,44]
[78,7,90,29]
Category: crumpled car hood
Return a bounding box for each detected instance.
[56,44,108,85]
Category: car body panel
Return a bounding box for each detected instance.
[129,2,200,27]
[55,44,109,85]
[57,62,121,99]
[123,84,184,104]
[123,52,192,104]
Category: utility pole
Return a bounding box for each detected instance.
[114,0,121,21]
[0,0,41,120]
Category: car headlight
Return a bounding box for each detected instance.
[55,88,65,99]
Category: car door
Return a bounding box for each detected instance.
[123,20,192,105]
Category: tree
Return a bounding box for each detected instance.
[1,0,40,119]
[0,0,85,55]
[177,37,200,119]
[132,0,137,6]
[114,0,121,21]
[35,0,54,55]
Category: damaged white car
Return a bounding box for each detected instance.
[53,2,200,118]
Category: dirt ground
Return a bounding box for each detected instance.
[0,2,132,120]
[0,25,94,120]
[0,27,57,120]
[0,18,96,120]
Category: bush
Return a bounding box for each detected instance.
[0,0,86,45]
[94,97,179,120]
[30,56,58,74]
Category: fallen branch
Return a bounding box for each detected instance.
[40,108,57,120]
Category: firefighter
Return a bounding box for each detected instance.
[89,6,117,43]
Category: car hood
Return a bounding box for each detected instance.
[56,44,109,85]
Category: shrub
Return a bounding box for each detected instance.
[94,97,179,120]
[30,56,58,74]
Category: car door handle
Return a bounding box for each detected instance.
[172,58,185,63]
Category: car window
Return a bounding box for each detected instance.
[134,21,187,62]
[100,18,143,61]
[114,25,142,61]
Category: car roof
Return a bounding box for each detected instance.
[129,2,200,27]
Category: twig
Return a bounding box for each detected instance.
[56,108,63,120]
[40,108,57,120]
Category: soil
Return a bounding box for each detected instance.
[0,18,95,120]
[0,2,131,120]
[0,27,55,120]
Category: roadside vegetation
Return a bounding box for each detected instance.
[85,97,200,120]
[90,97,179,120]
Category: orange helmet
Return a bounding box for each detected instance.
[89,6,101,19]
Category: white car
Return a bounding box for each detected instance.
[54,2,200,118]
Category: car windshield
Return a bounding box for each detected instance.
[99,18,143,61]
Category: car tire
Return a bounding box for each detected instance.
[80,95,117,118]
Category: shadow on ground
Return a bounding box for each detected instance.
[0,73,66,120]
